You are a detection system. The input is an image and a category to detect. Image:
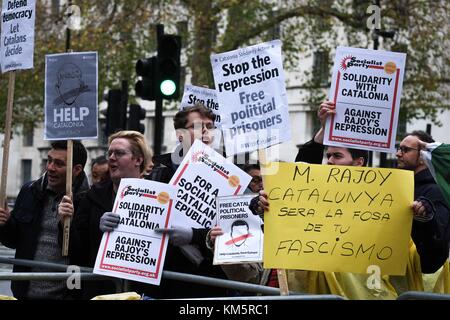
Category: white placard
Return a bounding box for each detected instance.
[94,178,176,285]
[169,139,251,229]
[1,0,36,73]
[210,40,291,156]
[214,195,263,264]
[324,46,406,153]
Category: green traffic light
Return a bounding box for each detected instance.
[160,80,176,96]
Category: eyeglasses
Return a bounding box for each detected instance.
[397,146,419,154]
[185,122,216,130]
[107,149,132,158]
[251,176,262,184]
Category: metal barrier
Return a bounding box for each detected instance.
[397,291,450,300]
[0,257,288,296]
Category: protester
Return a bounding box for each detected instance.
[395,131,450,273]
[148,104,228,298]
[0,140,89,299]
[60,131,151,299]
[243,163,263,193]
[256,101,435,299]
[90,155,109,186]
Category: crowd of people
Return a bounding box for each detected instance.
[0,101,449,300]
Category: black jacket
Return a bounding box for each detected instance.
[296,139,450,273]
[70,179,118,298]
[148,152,228,298]
[412,168,450,273]
[0,172,89,299]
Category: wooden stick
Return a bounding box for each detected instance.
[62,139,73,256]
[0,71,16,208]
[257,148,289,296]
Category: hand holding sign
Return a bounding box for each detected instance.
[99,212,120,233]
[155,225,193,246]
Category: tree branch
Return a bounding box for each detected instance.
[220,5,364,51]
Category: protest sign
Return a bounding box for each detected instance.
[0,0,36,73]
[263,162,414,275]
[94,178,176,285]
[44,52,98,140]
[169,139,251,228]
[214,194,264,264]
[210,40,291,156]
[180,84,222,149]
[324,46,406,153]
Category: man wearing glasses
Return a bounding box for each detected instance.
[396,130,450,273]
[148,104,228,298]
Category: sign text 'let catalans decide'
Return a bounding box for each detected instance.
[263,162,413,275]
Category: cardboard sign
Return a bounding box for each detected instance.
[324,46,406,152]
[44,52,98,140]
[263,162,414,275]
[0,0,36,73]
[211,40,291,156]
[94,178,176,285]
[169,140,251,228]
[214,194,264,264]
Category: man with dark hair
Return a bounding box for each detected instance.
[294,101,369,166]
[0,140,89,299]
[243,164,263,193]
[148,103,227,298]
[90,155,109,186]
[396,130,450,273]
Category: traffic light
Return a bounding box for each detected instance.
[104,89,127,137]
[128,104,146,134]
[135,56,157,101]
[157,34,181,99]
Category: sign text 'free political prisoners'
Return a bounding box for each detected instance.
[94,178,176,285]
[210,40,291,156]
[324,46,406,153]
[169,140,251,229]
[263,162,414,275]
[44,52,98,140]
[1,0,36,72]
[214,194,264,265]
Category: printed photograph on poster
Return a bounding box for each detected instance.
[94,178,176,285]
[44,52,98,140]
[214,195,264,265]
[324,46,406,153]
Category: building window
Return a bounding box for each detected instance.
[21,160,32,185]
[312,51,329,87]
[22,127,34,146]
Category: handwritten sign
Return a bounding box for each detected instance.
[263,162,414,275]
[214,195,264,264]
[94,178,176,285]
[324,46,406,153]
[210,40,291,156]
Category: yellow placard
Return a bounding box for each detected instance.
[263,162,414,275]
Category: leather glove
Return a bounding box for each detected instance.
[154,225,193,246]
[99,212,120,233]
